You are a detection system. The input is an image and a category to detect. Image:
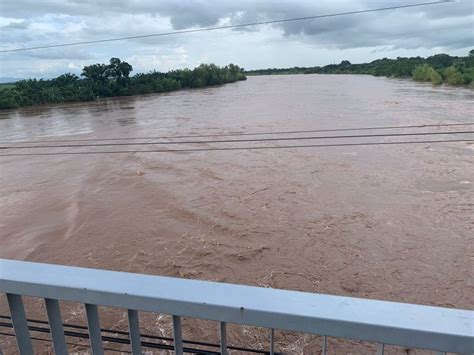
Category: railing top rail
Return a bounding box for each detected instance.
[0,258,473,353]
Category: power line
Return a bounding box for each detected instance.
[0,315,270,354]
[0,1,450,53]
[0,324,217,354]
[3,122,473,145]
[0,139,470,157]
[0,332,129,354]
[2,130,472,150]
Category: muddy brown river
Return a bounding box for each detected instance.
[0,75,473,354]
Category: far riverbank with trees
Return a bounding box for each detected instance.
[0,60,246,110]
[245,50,474,87]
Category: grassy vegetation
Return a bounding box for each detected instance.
[0,59,246,109]
[246,50,474,87]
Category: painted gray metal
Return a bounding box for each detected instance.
[220,321,227,355]
[127,309,142,355]
[45,298,68,355]
[85,304,104,355]
[1,259,473,354]
[6,294,33,355]
[270,328,275,355]
[172,315,183,355]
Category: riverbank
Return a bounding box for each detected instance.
[245,51,474,87]
[0,60,246,110]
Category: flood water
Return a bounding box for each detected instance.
[0,75,473,353]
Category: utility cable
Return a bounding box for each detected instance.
[0,138,470,157]
[3,122,472,145]
[1,130,472,150]
[0,1,450,53]
[0,315,270,354]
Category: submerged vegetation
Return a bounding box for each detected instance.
[246,50,474,87]
[0,59,246,109]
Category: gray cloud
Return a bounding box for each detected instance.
[1,0,472,49]
[0,0,472,79]
[19,48,93,60]
[3,20,29,29]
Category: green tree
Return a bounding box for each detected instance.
[412,64,431,81]
[106,58,133,88]
[429,69,443,85]
[246,50,474,87]
[444,66,464,85]
[81,63,110,96]
[81,63,108,82]
[0,88,20,109]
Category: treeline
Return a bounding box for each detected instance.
[246,50,474,87]
[0,59,246,109]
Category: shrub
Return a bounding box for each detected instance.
[412,64,442,85]
[444,66,465,85]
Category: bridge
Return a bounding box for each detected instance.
[0,258,472,354]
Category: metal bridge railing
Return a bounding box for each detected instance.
[0,258,472,354]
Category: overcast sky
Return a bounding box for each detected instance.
[0,0,472,79]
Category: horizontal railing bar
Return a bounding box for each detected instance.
[1,259,472,353]
[0,318,273,354]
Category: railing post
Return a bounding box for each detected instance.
[173,315,183,355]
[376,343,384,355]
[220,322,227,355]
[6,294,33,355]
[45,298,68,355]
[127,309,142,355]
[270,328,275,355]
[322,336,327,355]
[1,259,473,354]
[85,304,104,355]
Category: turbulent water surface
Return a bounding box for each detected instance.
[0,75,473,353]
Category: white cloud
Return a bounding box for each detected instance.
[126,47,189,73]
[0,17,24,27]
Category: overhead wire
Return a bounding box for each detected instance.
[0,325,217,354]
[0,138,471,157]
[0,332,129,353]
[1,130,472,150]
[2,122,473,145]
[0,1,450,53]
[0,0,466,159]
[0,315,270,354]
